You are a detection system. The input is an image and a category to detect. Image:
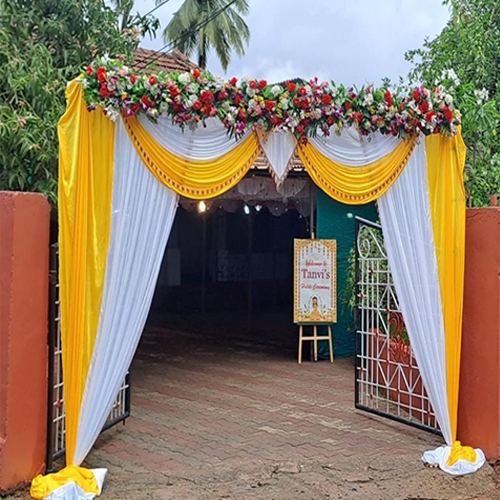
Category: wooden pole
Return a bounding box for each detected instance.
[201,214,207,314]
[247,210,253,334]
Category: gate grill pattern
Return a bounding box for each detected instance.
[354,218,439,434]
[47,243,131,470]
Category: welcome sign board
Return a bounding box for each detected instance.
[294,239,337,324]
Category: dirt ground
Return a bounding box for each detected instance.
[7,315,500,499]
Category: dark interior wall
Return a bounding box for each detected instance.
[150,206,310,316]
[315,188,378,358]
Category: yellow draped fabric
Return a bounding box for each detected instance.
[425,131,467,445]
[30,466,100,499]
[57,82,115,463]
[124,116,261,200]
[297,136,417,204]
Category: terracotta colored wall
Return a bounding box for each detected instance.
[0,191,50,493]
[458,207,500,460]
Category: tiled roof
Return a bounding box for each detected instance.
[133,47,198,74]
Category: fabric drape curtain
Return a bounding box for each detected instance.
[34,80,483,500]
[73,119,178,465]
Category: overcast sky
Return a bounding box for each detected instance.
[138,0,451,86]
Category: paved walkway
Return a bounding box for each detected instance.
[81,321,498,500]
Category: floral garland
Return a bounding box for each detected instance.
[81,55,461,139]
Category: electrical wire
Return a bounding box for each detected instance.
[137,0,239,70]
[142,0,173,19]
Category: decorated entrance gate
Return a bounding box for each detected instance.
[354,217,440,433]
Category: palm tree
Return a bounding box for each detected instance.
[161,0,250,71]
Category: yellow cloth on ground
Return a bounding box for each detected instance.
[447,441,477,466]
[426,131,467,443]
[297,136,417,204]
[124,116,261,200]
[57,81,115,463]
[30,466,99,499]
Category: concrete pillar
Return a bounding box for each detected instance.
[458,207,500,460]
[0,191,50,493]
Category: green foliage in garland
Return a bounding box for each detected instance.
[406,0,500,206]
[0,0,157,204]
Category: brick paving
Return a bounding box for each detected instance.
[79,318,499,500]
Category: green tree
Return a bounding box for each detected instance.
[162,0,250,71]
[406,0,500,206]
[0,0,157,204]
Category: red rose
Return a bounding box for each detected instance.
[234,93,243,106]
[326,116,334,126]
[193,100,203,111]
[141,95,150,107]
[149,76,157,86]
[200,90,214,103]
[286,81,296,93]
[425,110,436,122]
[97,67,107,83]
[229,77,238,86]
[384,90,393,107]
[169,85,180,98]
[418,100,429,114]
[259,79,267,89]
[86,65,93,77]
[298,87,307,96]
[130,74,137,84]
[300,99,309,109]
[249,80,257,89]
[193,69,200,79]
[204,103,213,116]
[99,85,112,99]
[292,96,300,107]
[218,90,228,101]
[296,125,304,134]
[265,100,275,112]
[443,107,453,122]
[238,108,246,121]
[413,89,420,102]
[322,94,332,105]
[344,101,352,111]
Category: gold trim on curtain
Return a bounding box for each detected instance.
[297,136,417,204]
[124,116,261,200]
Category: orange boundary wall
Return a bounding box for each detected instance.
[458,207,500,460]
[0,192,50,493]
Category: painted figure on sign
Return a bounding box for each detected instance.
[308,296,323,321]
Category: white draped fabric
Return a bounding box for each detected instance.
[310,128,400,165]
[73,119,178,465]
[259,129,297,183]
[377,141,452,444]
[138,114,250,160]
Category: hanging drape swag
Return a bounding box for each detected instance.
[32,81,484,500]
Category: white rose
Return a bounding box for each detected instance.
[377,103,386,114]
[271,85,282,97]
[280,98,289,110]
[444,94,453,106]
[246,87,256,97]
[363,93,374,106]
[106,108,119,122]
[305,84,312,94]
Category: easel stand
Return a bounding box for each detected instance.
[298,324,334,364]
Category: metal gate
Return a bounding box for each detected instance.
[354,218,440,434]
[47,243,131,470]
